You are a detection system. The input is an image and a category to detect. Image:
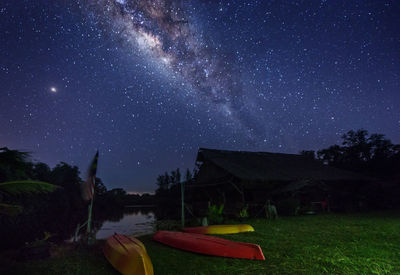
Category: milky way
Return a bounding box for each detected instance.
[2,0,399,192]
[88,0,251,134]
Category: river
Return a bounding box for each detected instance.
[95,207,155,239]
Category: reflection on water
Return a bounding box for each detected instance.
[95,207,155,239]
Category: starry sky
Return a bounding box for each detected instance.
[1,0,399,193]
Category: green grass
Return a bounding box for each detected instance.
[2,212,400,274]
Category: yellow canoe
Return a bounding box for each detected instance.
[103,234,153,275]
[183,224,255,235]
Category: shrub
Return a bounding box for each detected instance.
[207,203,224,224]
[238,205,249,219]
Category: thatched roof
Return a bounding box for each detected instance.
[196,148,372,182]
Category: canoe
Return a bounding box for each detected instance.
[183,224,254,235]
[103,233,154,275]
[153,231,265,260]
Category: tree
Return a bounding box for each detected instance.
[170,170,177,187]
[156,173,168,192]
[175,168,181,185]
[185,168,192,182]
[300,150,315,160]
[317,145,345,165]
[104,188,127,208]
[50,162,81,190]
[0,148,58,216]
[95,177,107,196]
[341,129,371,162]
[33,162,51,182]
[0,147,33,181]
[164,172,171,189]
[0,181,59,216]
[317,129,400,178]
[109,188,126,197]
[49,162,83,212]
[369,134,395,160]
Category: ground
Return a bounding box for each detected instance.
[1,212,399,274]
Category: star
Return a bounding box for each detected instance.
[0,0,398,193]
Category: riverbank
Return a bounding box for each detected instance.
[2,212,399,274]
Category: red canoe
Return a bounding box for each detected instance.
[153,231,265,260]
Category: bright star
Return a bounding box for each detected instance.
[50,87,57,92]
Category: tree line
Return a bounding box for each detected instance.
[301,129,400,179]
[155,168,194,194]
[153,168,196,219]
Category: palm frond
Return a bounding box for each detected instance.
[0,180,59,195]
[0,203,23,216]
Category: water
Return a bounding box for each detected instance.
[95,208,155,239]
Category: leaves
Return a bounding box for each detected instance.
[317,129,400,177]
[207,203,224,224]
[0,180,59,195]
[0,147,33,181]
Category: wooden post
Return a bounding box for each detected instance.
[181,180,185,228]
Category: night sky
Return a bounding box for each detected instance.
[1,0,399,193]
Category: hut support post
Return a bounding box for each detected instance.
[230,181,245,203]
[181,180,185,228]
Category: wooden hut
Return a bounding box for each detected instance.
[187,148,374,215]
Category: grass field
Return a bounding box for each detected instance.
[2,212,400,274]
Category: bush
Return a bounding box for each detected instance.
[207,203,224,224]
[238,205,249,219]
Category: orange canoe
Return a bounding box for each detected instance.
[103,234,154,275]
[183,224,255,235]
[153,231,265,260]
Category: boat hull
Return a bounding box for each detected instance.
[103,234,154,275]
[153,231,265,260]
[183,224,255,235]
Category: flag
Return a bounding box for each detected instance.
[81,151,98,201]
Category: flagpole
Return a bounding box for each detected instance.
[75,150,98,245]
[87,196,93,233]
[86,176,95,245]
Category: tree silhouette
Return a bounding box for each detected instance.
[185,168,192,182]
[0,148,58,216]
[317,129,400,178]
[0,180,59,216]
[300,150,316,160]
[0,147,32,181]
